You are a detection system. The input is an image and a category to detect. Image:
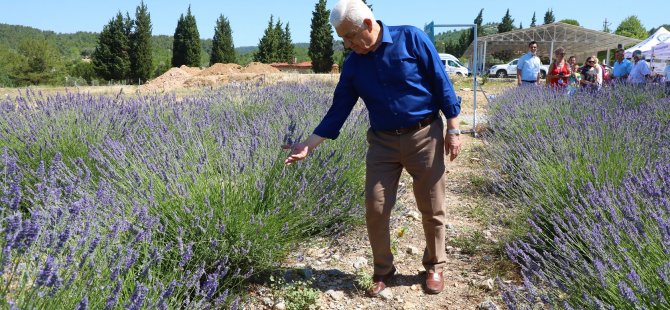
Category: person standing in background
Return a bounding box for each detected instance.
[517,41,541,86]
[546,47,570,89]
[612,48,632,83]
[628,50,651,85]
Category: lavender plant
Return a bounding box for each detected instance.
[483,85,670,308]
[0,81,369,308]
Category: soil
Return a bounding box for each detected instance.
[245,86,517,310]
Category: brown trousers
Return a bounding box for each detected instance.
[365,117,447,275]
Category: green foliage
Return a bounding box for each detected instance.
[278,22,295,63]
[560,19,580,26]
[66,60,96,85]
[309,0,334,73]
[498,9,515,33]
[649,24,670,35]
[92,12,131,81]
[13,38,64,85]
[451,230,486,255]
[530,12,537,27]
[130,1,153,84]
[615,16,649,39]
[255,15,294,64]
[271,277,320,310]
[543,9,555,24]
[354,268,373,291]
[172,6,202,67]
[210,15,236,65]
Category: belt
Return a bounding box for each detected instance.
[381,113,438,136]
[522,80,537,83]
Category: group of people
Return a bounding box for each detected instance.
[517,41,669,92]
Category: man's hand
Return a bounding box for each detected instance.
[282,143,309,165]
[445,133,461,161]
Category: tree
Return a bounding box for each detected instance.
[615,16,648,39]
[130,1,153,84]
[648,24,670,35]
[559,19,580,26]
[210,14,236,65]
[498,9,515,33]
[14,38,63,85]
[309,0,334,73]
[470,9,484,42]
[92,12,131,81]
[279,22,295,63]
[543,9,555,24]
[519,22,523,29]
[255,15,280,63]
[530,12,537,27]
[172,6,201,67]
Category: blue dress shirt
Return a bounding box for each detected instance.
[313,21,460,139]
[612,59,632,78]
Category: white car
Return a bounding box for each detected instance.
[488,58,549,79]
[439,53,469,76]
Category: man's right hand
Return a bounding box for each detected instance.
[282,143,310,165]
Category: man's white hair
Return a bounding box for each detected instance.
[329,0,374,29]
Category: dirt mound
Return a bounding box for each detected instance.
[240,62,281,74]
[179,65,202,75]
[197,63,242,76]
[141,67,191,91]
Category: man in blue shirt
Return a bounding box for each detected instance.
[282,0,461,297]
[517,41,541,86]
[612,48,632,82]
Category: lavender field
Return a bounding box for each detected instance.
[0,82,368,308]
[483,85,670,309]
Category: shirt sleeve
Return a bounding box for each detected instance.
[414,30,460,119]
[312,62,359,140]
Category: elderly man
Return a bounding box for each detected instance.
[282,0,461,297]
[612,48,632,82]
[628,50,651,84]
[517,41,542,86]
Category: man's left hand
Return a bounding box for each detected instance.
[445,133,461,161]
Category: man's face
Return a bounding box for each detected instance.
[529,44,538,55]
[336,19,374,55]
[616,52,624,61]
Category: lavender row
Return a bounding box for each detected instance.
[0,82,369,308]
[483,85,670,308]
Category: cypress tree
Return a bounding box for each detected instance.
[544,9,555,24]
[93,12,131,81]
[210,14,236,65]
[530,12,537,27]
[255,15,280,63]
[498,9,515,33]
[172,6,201,67]
[130,1,153,84]
[308,0,334,73]
[279,22,295,63]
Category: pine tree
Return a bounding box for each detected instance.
[519,22,523,29]
[309,0,334,73]
[530,12,537,27]
[210,14,236,65]
[255,15,280,63]
[93,12,131,81]
[279,22,295,63]
[543,9,555,24]
[498,9,515,33]
[14,38,63,85]
[130,1,153,84]
[172,6,201,67]
[468,9,483,44]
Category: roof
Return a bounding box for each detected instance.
[462,22,641,65]
[269,61,312,69]
[624,27,670,58]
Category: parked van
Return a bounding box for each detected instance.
[438,53,469,76]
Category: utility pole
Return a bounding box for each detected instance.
[602,18,611,33]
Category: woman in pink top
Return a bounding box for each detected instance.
[546,47,570,88]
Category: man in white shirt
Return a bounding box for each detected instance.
[517,41,541,86]
[627,50,651,84]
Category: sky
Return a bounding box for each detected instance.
[0,0,666,47]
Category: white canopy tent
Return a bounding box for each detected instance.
[649,42,670,75]
[624,27,670,58]
[463,22,641,72]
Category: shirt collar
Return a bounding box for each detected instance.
[378,21,393,45]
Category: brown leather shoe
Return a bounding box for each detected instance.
[367,266,396,297]
[425,271,444,294]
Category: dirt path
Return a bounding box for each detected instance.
[247,84,517,310]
